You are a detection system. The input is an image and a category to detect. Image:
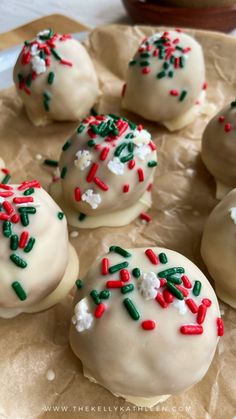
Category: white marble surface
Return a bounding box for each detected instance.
[0,0,130,34]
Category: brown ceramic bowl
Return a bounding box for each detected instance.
[159,0,236,7]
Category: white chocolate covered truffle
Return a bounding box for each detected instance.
[201,188,236,308]
[202,101,236,199]
[50,114,157,228]
[122,30,206,131]
[0,180,79,318]
[13,29,99,126]
[70,246,223,407]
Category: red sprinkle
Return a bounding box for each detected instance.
[216,317,224,336]
[163,289,174,303]
[72,188,81,203]
[0,191,14,198]
[11,214,20,223]
[60,59,73,67]
[159,278,167,287]
[142,67,151,75]
[170,89,179,96]
[100,147,109,161]
[106,280,124,288]
[13,197,33,204]
[181,275,192,289]
[197,304,207,324]
[94,303,106,319]
[202,298,212,307]
[0,213,9,221]
[137,168,144,182]
[0,183,12,190]
[141,320,156,330]
[176,285,189,297]
[87,128,97,139]
[123,184,130,193]
[1,168,10,175]
[174,57,180,68]
[156,292,168,308]
[18,180,41,190]
[224,123,232,133]
[147,183,153,192]
[2,201,14,215]
[94,177,109,191]
[137,124,143,131]
[19,231,29,248]
[180,325,203,335]
[145,248,159,265]
[218,116,225,123]
[128,160,135,170]
[101,258,109,275]
[86,163,99,182]
[153,49,158,57]
[202,82,208,90]
[148,141,156,151]
[140,212,152,222]
[120,269,130,282]
[185,298,198,314]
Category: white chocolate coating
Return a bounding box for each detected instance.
[0,182,79,318]
[51,114,157,228]
[13,29,99,126]
[202,102,236,197]
[201,188,236,308]
[122,30,206,130]
[70,246,222,405]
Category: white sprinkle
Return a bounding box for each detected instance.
[37,29,51,38]
[30,43,39,57]
[31,55,46,75]
[46,369,55,381]
[138,272,160,300]
[74,150,92,171]
[0,197,5,203]
[173,299,187,315]
[107,157,124,175]
[229,207,236,224]
[72,298,94,332]
[135,144,152,160]
[70,231,79,238]
[133,129,151,146]
[220,309,225,316]
[35,154,43,161]
[81,189,101,209]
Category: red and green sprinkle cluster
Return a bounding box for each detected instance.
[217,100,236,133]
[17,29,73,112]
[77,247,224,336]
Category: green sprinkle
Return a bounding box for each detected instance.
[163,62,169,70]
[78,213,86,221]
[99,290,110,299]
[175,46,183,51]
[44,100,50,112]
[114,143,127,157]
[109,261,129,274]
[23,188,34,196]
[140,60,150,67]
[18,207,36,214]
[77,124,85,134]
[121,284,134,294]
[57,212,64,220]
[39,50,45,60]
[125,133,134,139]
[179,90,188,102]
[3,221,12,238]
[87,139,96,147]
[120,153,134,163]
[158,267,185,278]
[159,253,168,264]
[140,52,150,58]
[128,142,134,153]
[12,281,27,301]
[51,48,61,60]
[157,71,166,79]
[180,56,185,68]
[167,282,184,300]
[20,213,29,226]
[129,60,137,66]
[75,279,83,289]
[44,159,58,167]
[10,235,19,251]
[109,113,119,120]
[123,298,140,320]
[62,140,71,151]
[24,41,30,46]
[39,28,53,40]
[170,56,175,64]
[231,100,236,108]
[25,74,32,87]
[2,174,11,184]
[192,280,202,296]
[43,91,51,101]
[91,124,100,135]
[127,120,137,130]
[109,246,131,258]
[90,107,98,116]
[166,275,182,285]
[168,71,174,78]
[24,237,35,253]
[90,290,100,305]
[60,166,67,179]
[18,73,24,83]
[147,160,157,167]
[158,49,164,59]
[47,71,55,85]
[10,254,27,269]
[132,268,141,278]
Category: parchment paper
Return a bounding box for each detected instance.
[0,25,235,419]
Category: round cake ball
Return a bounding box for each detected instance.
[122,30,206,131]
[13,29,99,126]
[202,101,236,199]
[0,180,79,318]
[201,188,236,308]
[70,246,223,407]
[50,114,157,228]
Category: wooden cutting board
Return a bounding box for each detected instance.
[0,14,88,50]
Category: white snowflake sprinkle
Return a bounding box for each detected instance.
[229,207,236,224]
[31,55,46,75]
[135,144,152,160]
[82,189,101,209]
[107,157,124,175]
[74,150,92,171]
[72,298,94,332]
[133,129,151,146]
[173,299,187,315]
[30,44,39,57]
[138,271,160,300]
[37,29,51,38]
